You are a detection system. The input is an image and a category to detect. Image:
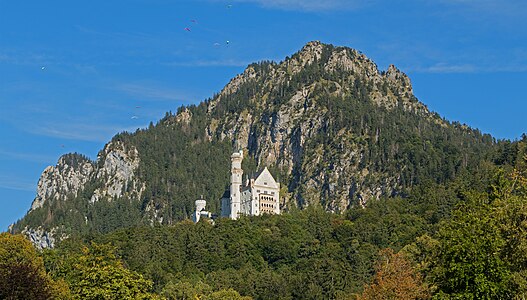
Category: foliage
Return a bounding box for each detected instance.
[160,280,213,300]
[357,248,430,300]
[45,242,158,300]
[429,196,511,299]
[0,233,70,300]
[428,150,527,299]
[16,144,527,299]
[205,288,253,300]
[39,203,444,299]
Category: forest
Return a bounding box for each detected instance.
[2,137,527,299]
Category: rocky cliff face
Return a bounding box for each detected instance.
[21,226,62,250]
[90,141,143,203]
[14,142,143,248]
[29,142,142,212]
[30,154,95,212]
[203,41,438,211]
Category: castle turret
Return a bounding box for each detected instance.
[193,196,207,223]
[230,150,243,219]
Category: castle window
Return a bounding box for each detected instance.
[257,190,260,193]
[264,182,267,185]
[271,192,275,195]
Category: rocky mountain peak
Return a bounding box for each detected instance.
[16,140,144,248]
[90,141,142,203]
[295,40,325,66]
[208,41,419,115]
[175,107,193,125]
[385,64,413,94]
[31,153,95,212]
[12,41,495,249]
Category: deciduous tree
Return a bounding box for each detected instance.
[357,248,430,300]
[0,233,70,300]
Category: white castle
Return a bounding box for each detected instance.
[192,150,280,223]
[192,196,212,223]
[221,150,280,219]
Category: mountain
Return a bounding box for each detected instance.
[10,41,497,247]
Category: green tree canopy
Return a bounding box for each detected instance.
[46,242,158,300]
[0,233,70,300]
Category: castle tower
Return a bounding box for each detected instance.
[230,150,243,219]
[192,196,207,223]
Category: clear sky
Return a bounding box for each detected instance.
[1,0,526,231]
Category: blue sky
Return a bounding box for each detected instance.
[1,0,526,231]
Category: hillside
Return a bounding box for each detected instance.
[11,41,498,247]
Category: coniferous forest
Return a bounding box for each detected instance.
[3,140,527,299]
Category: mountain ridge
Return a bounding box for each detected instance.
[10,41,496,247]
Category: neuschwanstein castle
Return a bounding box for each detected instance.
[192,150,280,222]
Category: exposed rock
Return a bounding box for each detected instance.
[175,107,192,125]
[30,154,94,211]
[14,141,144,248]
[21,226,65,250]
[294,41,324,68]
[90,141,142,203]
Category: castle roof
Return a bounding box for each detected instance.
[253,167,279,189]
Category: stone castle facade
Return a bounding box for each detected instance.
[221,150,280,219]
